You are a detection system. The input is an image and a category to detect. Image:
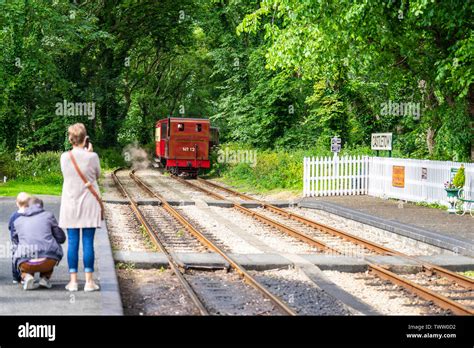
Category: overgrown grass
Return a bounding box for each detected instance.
[414,201,448,211]
[140,224,159,252]
[116,262,136,271]
[0,181,63,196]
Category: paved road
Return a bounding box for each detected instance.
[0,196,121,315]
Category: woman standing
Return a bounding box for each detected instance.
[59,123,102,292]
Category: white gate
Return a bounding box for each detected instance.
[303,155,369,197]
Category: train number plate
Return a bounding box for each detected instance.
[182,147,195,152]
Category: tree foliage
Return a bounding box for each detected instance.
[237,0,473,160]
[0,0,472,161]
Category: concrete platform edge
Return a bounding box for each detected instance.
[300,200,474,258]
[97,220,124,315]
[112,251,474,272]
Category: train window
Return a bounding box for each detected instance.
[196,124,202,132]
[155,126,161,142]
[161,123,167,138]
[178,123,184,131]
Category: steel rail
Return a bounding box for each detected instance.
[111,169,209,315]
[130,170,297,316]
[368,264,474,315]
[170,175,474,314]
[197,178,474,290]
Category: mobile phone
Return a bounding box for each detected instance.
[84,136,90,149]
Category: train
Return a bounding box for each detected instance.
[154,117,219,177]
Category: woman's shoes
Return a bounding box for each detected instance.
[65,281,100,292]
[65,282,79,292]
[84,282,100,292]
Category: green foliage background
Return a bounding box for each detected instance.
[0,0,472,180]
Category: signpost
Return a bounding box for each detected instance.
[330,137,341,184]
[331,137,341,155]
[371,133,393,157]
[450,167,458,182]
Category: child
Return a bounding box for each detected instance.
[8,192,30,284]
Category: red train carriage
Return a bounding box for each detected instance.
[155,117,216,177]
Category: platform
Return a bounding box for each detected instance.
[300,195,474,257]
[113,251,474,272]
[0,196,122,315]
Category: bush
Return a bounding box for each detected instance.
[0,150,63,184]
[453,165,465,188]
[0,151,16,179]
[96,148,126,170]
[10,151,62,184]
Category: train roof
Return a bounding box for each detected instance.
[156,117,210,123]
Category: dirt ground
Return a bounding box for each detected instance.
[117,268,200,316]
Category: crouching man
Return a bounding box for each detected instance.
[12,197,66,290]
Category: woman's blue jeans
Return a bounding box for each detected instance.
[67,228,96,273]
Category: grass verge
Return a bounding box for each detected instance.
[0,181,62,196]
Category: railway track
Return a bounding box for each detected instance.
[112,168,296,316]
[162,174,474,315]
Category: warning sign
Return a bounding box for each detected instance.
[421,167,427,180]
[392,166,405,188]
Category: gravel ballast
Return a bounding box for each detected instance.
[139,205,208,253]
[179,205,320,255]
[136,169,210,201]
[323,270,450,315]
[185,269,284,315]
[105,203,154,252]
[252,268,355,315]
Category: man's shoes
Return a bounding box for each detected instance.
[23,274,37,290]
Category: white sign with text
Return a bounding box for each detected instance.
[371,133,392,151]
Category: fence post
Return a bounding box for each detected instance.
[366,156,370,194]
[303,157,307,197]
[312,156,316,196]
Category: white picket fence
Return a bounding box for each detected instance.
[303,155,474,206]
[465,166,474,201]
[303,155,370,197]
[368,157,474,205]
